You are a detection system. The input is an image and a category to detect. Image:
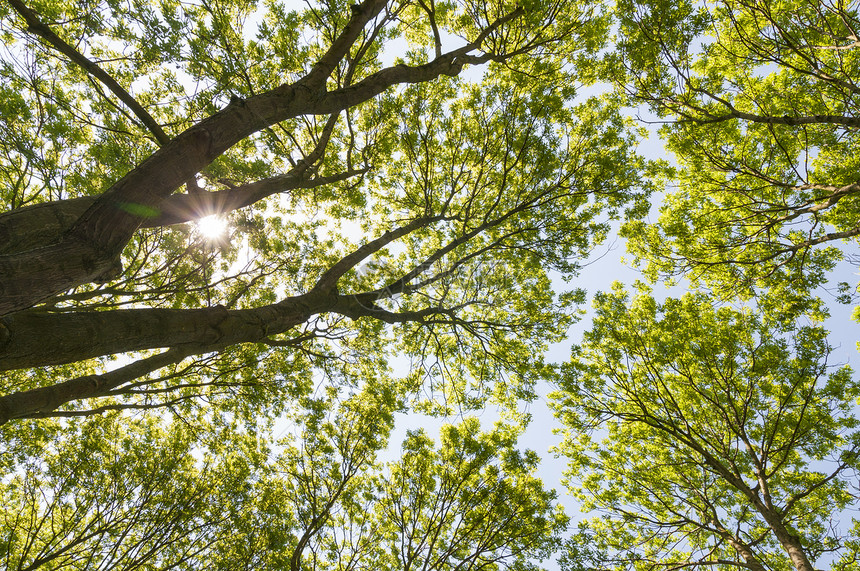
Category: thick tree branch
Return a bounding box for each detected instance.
[331,295,455,324]
[0,346,190,424]
[303,0,390,89]
[146,167,368,225]
[0,290,334,371]
[0,214,457,371]
[0,288,476,421]
[685,109,860,129]
[709,518,769,571]
[313,7,524,114]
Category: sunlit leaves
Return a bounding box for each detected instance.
[552,285,860,570]
[616,0,860,299]
[1,414,238,570]
[0,0,642,567]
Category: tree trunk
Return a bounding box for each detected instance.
[712,525,768,571]
[0,0,382,315]
[662,423,818,571]
[757,510,816,571]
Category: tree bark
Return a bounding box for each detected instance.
[711,523,768,571]
[0,295,318,370]
[0,214,438,370]
[0,347,189,424]
[751,506,816,571]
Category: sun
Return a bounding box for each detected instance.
[196,214,229,240]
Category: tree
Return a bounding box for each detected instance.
[0,0,650,422]
[229,408,568,571]
[1,414,241,570]
[1,382,567,570]
[552,285,860,571]
[610,0,860,300]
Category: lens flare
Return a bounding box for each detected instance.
[196,215,228,240]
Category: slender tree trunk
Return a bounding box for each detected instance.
[660,423,817,571]
[712,524,768,571]
[756,509,816,571]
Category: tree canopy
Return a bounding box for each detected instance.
[0,0,647,422]
[553,286,860,571]
[2,0,860,570]
[615,0,860,301]
[0,0,623,568]
[3,383,568,570]
[551,1,860,570]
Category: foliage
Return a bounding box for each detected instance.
[552,285,860,571]
[1,414,240,570]
[547,2,860,570]
[612,0,860,301]
[1,385,566,570]
[0,0,625,567]
[0,0,648,423]
[3,0,860,570]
